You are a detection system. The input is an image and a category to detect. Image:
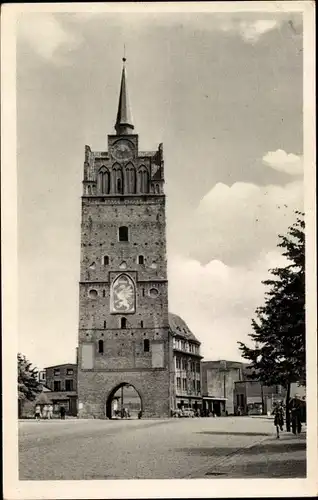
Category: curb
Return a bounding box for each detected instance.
[185,431,307,478]
[182,434,272,479]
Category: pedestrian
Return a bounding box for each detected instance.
[300,396,306,424]
[272,401,284,439]
[60,405,66,420]
[47,404,54,420]
[138,410,142,419]
[290,394,302,435]
[35,404,42,421]
[42,404,48,420]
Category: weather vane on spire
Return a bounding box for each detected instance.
[123,44,126,63]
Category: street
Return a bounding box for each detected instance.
[19,416,306,480]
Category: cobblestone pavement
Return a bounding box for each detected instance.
[19,417,306,480]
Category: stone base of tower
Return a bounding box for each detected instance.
[77,369,172,419]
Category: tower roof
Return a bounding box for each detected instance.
[115,58,134,135]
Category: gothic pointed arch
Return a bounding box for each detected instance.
[125,162,136,194]
[110,273,135,314]
[112,163,124,194]
[138,165,149,194]
[97,166,110,194]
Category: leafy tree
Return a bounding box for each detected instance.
[238,212,305,430]
[18,353,43,417]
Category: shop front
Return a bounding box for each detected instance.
[202,396,227,416]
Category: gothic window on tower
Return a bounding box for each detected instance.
[103,256,109,266]
[98,167,110,194]
[138,166,149,194]
[118,226,129,242]
[98,340,104,354]
[138,255,144,265]
[110,273,135,313]
[144,339,150,352]
[125,164,136,194]
[121,317,127,329]
[113,166,123,194]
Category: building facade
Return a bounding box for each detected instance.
[169,313,202,413]
[77,59,173,419]
[201,360,247,415]
[234,380,286,415]
[44,363,78,415]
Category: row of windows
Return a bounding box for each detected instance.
[173,339,200,354]
[176,378,201,393]
[53,368,74,376]
[97,166,151,195]
[97,338,150,354]
[175,358,200,372]
[89,319,146,329]
[53,379,74,392]
[102,255,146,266]
[89,286,159,300]
[87,166,162,195]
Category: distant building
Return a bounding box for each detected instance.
[37,370,46,385]
[44,363,78,415]
[234,380,286,415]
[201,360,247,416]
[169,313,203,413]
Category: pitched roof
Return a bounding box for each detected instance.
[168,313,201,344]
[115,59,134,134]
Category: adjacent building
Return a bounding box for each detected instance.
[234,380,287,415]
[169,313,203,413]
[41,363,78,416]
[201,360,247,415]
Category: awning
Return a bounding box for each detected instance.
[202,396,228,401]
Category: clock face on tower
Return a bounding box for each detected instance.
[110,140,134,161]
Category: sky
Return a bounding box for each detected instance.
[16,9,304,369]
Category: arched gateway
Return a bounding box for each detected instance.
[106,383,142,419]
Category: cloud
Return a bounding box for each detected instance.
[168,250,288,361]
[169,177,303,266]
[220,18,281,43]
[17,13,82,62]
[263,149,303,176]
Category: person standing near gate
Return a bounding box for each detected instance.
[35,404,42,421]
[60,405,66,420]
[289,394,302,435]
[47,404,53,419]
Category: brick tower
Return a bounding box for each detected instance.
[77,58,172,418]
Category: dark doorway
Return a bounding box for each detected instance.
[106,383,142,419]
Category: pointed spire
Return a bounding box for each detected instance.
[115,56,134,135]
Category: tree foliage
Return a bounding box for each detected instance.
[18,353,42,402]
[238,211,305,388]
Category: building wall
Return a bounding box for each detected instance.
[173,343,202,409]
[234,381,286,414]
[45,364,77,393]
[202,361,245,415]
[77,139,172,419]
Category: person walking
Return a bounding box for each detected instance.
[59,405,66,420]
[42,404,48,420]
[47,404,54,420]
[272,401,284,439]
[290,394,302,435]
[35,404,42,421]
